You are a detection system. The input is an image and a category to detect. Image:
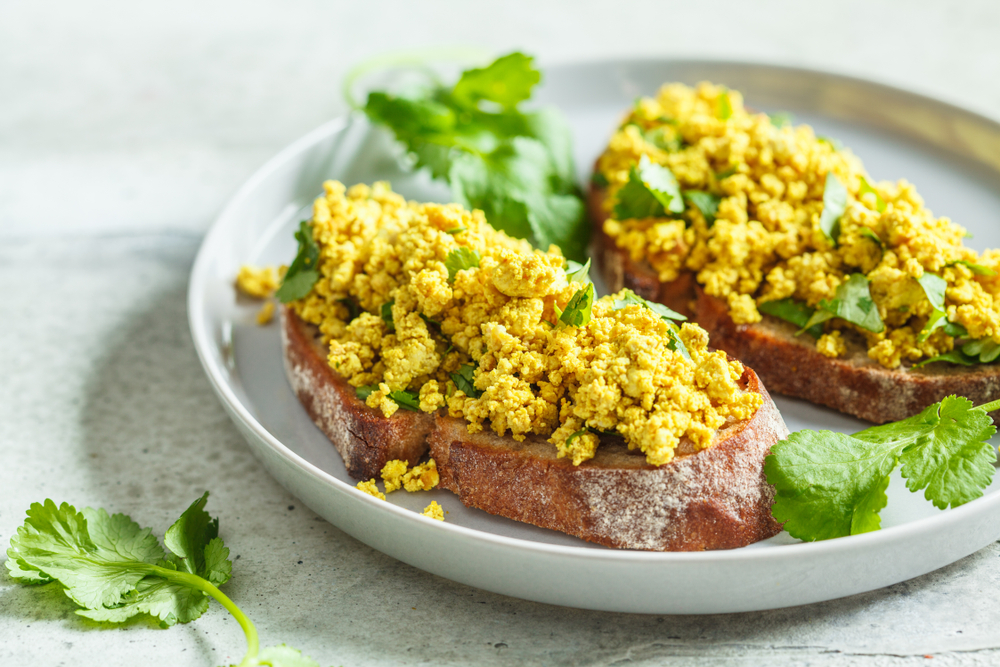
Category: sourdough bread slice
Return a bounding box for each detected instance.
[589,182,1000,424]
[281,305,434,480]
[428,365,785,551]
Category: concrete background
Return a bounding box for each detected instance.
[4,1,1000,664]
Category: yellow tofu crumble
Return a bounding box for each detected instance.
[235,265,279,298]
[356,479,385,500]
[289,180,762,466]
[598,82,1000,369]
[422,501,445,521]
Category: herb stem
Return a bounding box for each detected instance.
[151,566,259,666]
[976,399,1000,413]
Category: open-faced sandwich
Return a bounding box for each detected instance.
[590,82,1000,424]
[271,180,788,551]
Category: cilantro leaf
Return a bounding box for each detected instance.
[591,171,609,188]
[802,273,884,334]
[860,227,884,247]
[683,190,721,226]
[766,396,998,541]
[915,272,949,342]
[948,260,997,276]
[380,300,396,333]
[643,126,682,152]
[163,492,231,587]
[759,298,823,338]
[444,226,466,235]
[913,349,978,368]
[559,283,594,328]
[276,221,320,303]
[819,173,847,245]
[962,338,1000,363]
[389,390,421,411]
[356,385,376,401]
[339,297,361,321]
[450,363,482,398]
[565,257,591,285]
[858,177,887,213]
[451,52,539,112]
[611,289,686,321]
[613,155,684,220]
[444,247,480,282]
[666,325,692,361]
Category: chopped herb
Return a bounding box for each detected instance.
[801,273,884,334]
[445,247,480,282]
[914,349,979,368]
[715,166,738,180]
[766,396,1000,541]
[643,126,682,152]
[613,155,684,220]
[963,338,1000,363]
[565,257,592,284]
[915,273,947,342]
[759,298,823,338]
[444,226,467,235]
[819,173,848,245]
[948,260,997,276]
[564,429,590,446]
[5,494,321,666]
[559,283,595,328]
[611,289,687,321]
[769,111,793,128]
[683,190,721,226]
[339,297,362,321]
[858,177,887,213]
[360,52,588,261]
[275,221,320,303]
[356,385,376,401]
[860,227,884,247]
[380,300,396,333]
[419,313,440,332]
[666,325,692,361]
[591,171,609,188]
[389,389,421,411]
[450,363,482,398]
[716,90,732,120]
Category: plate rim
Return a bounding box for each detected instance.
[187,57,1000,568]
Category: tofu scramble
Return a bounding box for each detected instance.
[288,180,762,466]
[598,82,1000,369]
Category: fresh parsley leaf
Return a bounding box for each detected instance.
[858,177,886,213]
[611,289,687,322]
[769,111,793,128]
[683,190,721,226]
[380,300,396,333]
[759,298,823,338]
[559,283,594,328]
[6,494,320,666]
[802,273,884,334]
[276,221,320,303]
[613,155,684,220]
[360,52,589,261]
[716,90,732,120]
[445,247,480,282]
[565,257,591,285]
[948,260,997,276]
[450,363,482,398]
[766,396,998,541]
[819,173,847,245]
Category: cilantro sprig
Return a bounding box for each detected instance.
[358,52,588,261]
[766,396,1000,541]
[610,289,690,358]
[800,273,884,334]
[5,493,321,667]
[445,247,480,282]
[557,283,595,328]
[276,221,320,304]
[613,155,684,220]
[818,173,847,245]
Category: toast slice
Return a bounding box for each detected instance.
[281,305,434,480]
[282,303,785,551]
[589,182,1000,424]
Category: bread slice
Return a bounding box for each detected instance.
[589,182,1000,424]
[428,365,785,551]
[281,304,786,551]
[280,305,434,480]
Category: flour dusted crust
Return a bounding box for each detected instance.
[589,182,1000,424]
[429,366,785,551]
[281,304,787,551]
[281,305,434,480]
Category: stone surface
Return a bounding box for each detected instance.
[4,1,1000,665]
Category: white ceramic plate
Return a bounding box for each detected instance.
[188,59,1000,614]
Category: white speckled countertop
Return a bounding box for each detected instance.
[5,1,1000,665]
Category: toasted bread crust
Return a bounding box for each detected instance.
[589,180,1000,424]
[429,367,785,551]
[281,305,434,480]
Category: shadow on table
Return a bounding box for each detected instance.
[50,259,997,665]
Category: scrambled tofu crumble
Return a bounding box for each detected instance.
[292,181,762,466]
[598,82,1000,369]
[422,501,445,521]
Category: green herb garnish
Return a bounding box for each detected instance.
[275,221,320,304]
[948,260,997,277]
[355,385,420,410]
[445,247,480,282]
[5,493,321,667]
[801,273,884,334]
[339,297,361,321]
[444,226,467,235]
[559,283,595,328]
[858,176,886,213]
[381,299,396,333]
[769,111,793,128]
[683,190,721,226]
[450,363,482,398]
[860,227,884,247]
[716,90,732,121]
[715,166,738,180]
[359,52,587,261]
[565,257,592,285]
[758,298,823,338]
[643,126,682,152]
[818,173,847,245]
[564,429,590,446]
[915,273,947,342]
[591,171,609,188]
[611,289,687,322]
[613,155,684,220]
[765,396,1000,541]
